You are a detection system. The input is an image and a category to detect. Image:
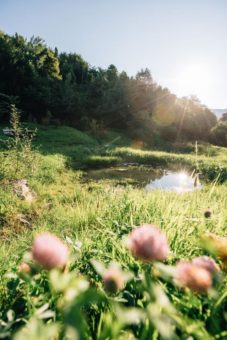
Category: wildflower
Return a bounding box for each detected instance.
[18,262,31,273]
[192,256,220,273]
[204,209,212,218]
[203,233,227,265]
[32,233,68,269]
[127,224,169,261]
[103,266,124,293]
[175,261,212,293]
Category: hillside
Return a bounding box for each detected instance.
[0,123,226,338]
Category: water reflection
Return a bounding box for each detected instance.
[85,166,161,185]
[84,167,202,192]
[145,171,202,192]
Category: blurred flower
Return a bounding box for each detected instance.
[175,261,212,293]
[103,266,125,294]
[204,209,212,218]
[202,233,227,265]
[91,260,131,293]
[32,233,68,269]
[192,256,220,274]
[18,262,31,273]
[127,224,169,261]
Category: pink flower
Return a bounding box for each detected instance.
[175,261,212,293]
[103,267,124,293]
[192,256,220,274]
[203,233,227,265]
[32,233,68,269]
[127,224,169,261]
[18,262,31,273]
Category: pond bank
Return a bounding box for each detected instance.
[83,164,203,192]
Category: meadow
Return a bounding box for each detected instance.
[0,123,226,339]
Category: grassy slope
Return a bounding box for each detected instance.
[10,124,227,174]
[0,125,226,263]
[0,125,226,328]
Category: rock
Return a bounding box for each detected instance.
[16,213,32,227]
[13,179,37,202]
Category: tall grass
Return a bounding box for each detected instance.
[0,123,226,338]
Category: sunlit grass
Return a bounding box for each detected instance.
[0,125,226,337]
[0,154,227,270]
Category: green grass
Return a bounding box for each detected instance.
[0,124,226,338]
[0,125,226,271]
[29,124,97,148]
[1,173,227,263]
[0,125,226,258]
[2,124,226,176]
[0,124,226,266]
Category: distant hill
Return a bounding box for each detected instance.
[211,109,227,119]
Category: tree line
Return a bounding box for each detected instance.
[0,30,224,145]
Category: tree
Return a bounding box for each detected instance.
[0,30,219,144]
[220,113,227,121]
[136,68,153,85]
[211,121,227,146]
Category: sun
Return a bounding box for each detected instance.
[175,63,213,100]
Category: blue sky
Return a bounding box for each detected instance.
[1,0,227,108]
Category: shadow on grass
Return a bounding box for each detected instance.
[1,124,227,183]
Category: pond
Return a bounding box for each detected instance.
[145,170,202,192]
[85,166,202,192]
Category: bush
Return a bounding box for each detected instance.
[211,121,227,146]
[0,105,37,181]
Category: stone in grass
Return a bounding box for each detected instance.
[13,179,37,203]
[16,213,32,227]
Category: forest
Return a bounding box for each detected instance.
[1,30,227,145]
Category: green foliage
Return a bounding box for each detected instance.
[0,105,37,180]
[0,31,61,122]
[211,120,227,146]
[0,149,226,338]
[0,30,219,145]
[33,124,97,150]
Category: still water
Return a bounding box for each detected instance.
[145,171,202,192]
[85,167,202,192]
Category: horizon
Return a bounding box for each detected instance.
[1,0,227,108]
